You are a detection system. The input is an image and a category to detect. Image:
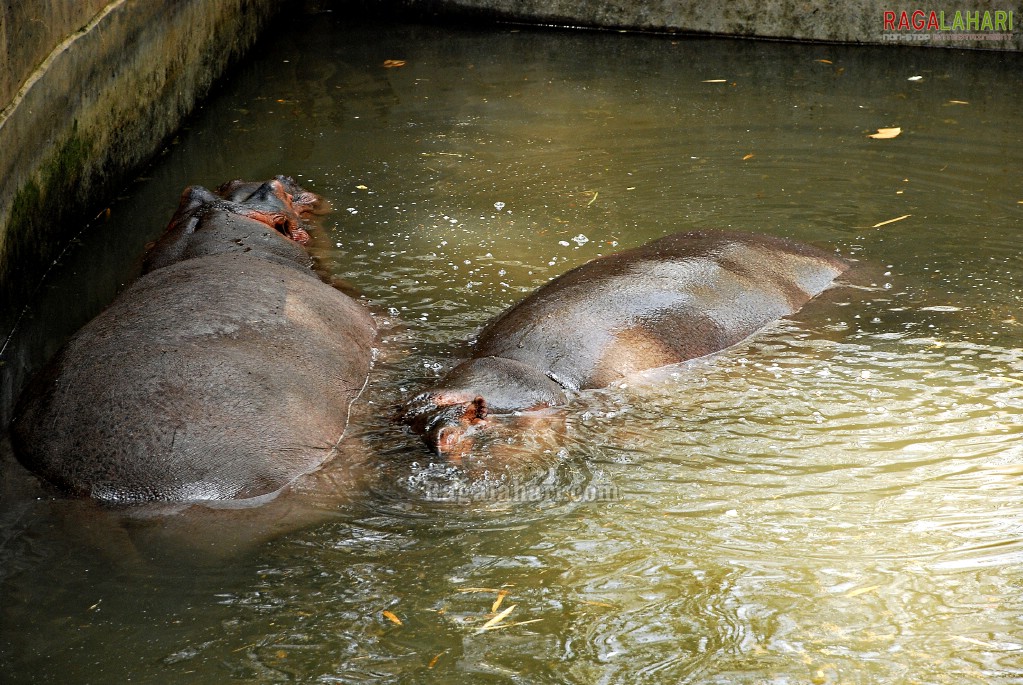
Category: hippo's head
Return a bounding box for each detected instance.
[399,392,490,458]
[213,175,324,244]
[164,176,321,244]
[399,357,570,459]
[144,176,327,274]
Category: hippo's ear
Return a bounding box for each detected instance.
[467,396,488,421]
[166,186,217,232]
[178,185,218,214]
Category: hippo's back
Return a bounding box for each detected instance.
[12,253,375,503]
[473,230,848,390]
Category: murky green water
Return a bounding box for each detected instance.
[3,12,1023,684]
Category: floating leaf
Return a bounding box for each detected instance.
[382,610,403,625]
[491,590,510,613]
[948,100,969,105]
[702,79,727,83]
[868,127,902,139]
[479,604,515,631]
[742,153,755,161]
[428,651,447,669]
[845,584,880,598]
[581,600,617,608]
[871,214,911,228]
[816,59,833,64]
[479,618,544,632]
[383,59,407,68]
[907,75,923,81]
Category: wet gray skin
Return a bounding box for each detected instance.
[11,178,376,503]
[400,230,849,457]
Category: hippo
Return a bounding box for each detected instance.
[400,229,849,456]
[10,176,376,504]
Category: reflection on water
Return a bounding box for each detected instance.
[2,12,1023,685]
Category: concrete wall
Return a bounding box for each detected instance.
[398,0,1023,50]
[0,0,282,345]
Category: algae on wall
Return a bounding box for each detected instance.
[0,0,284,425]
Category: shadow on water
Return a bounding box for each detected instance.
[2,10,1023,685]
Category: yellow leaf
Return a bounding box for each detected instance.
[702,79,727,83]
[844,584,880,598]
[383,59,407,68]
[382,610,403,625]
[479,618,544,631]
[428,651,447,669]
[816,59,833,64]
[871,214,911,228]
[581,600,617,608]
[868,127,902,139]
[479,604,516,631]
[742,153,755,161]
[948,100,969,105]
[491,589,510,613]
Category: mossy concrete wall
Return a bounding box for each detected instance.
[398,0,1023,50]
[0,0,282,349]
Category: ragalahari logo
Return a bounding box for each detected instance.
[882,9,1015,42]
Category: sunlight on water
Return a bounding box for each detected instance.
[2,12,1022,685]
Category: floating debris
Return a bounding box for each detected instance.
[868,127,902,139]
[491,589,510,613]
[871,214,911,228]
[479,604,516,631]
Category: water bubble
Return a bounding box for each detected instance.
[494,201,505,211]
[572,234,589,245]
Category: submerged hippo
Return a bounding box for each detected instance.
[401,230,849,456]
[11,177,376,504]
